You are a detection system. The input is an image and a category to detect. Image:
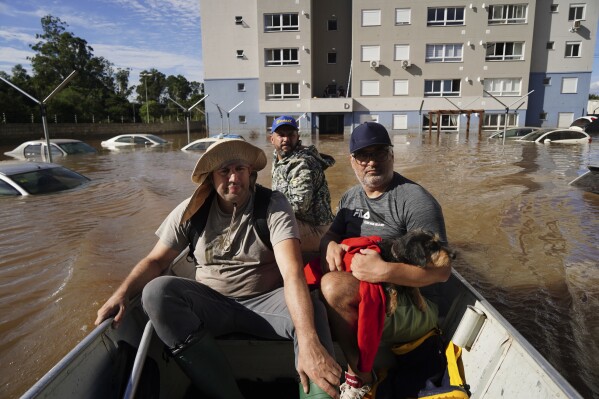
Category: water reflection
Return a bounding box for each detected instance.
[0,131,598,398]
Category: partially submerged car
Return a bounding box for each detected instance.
[488,127,542,140]
[569,165,599,194]
[515,128,591,144]
[4,139,97,160]
[0,161,90,196]
[181,134,245,152]
[100,134,170,149]
[569,116,597,131]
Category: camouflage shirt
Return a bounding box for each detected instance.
[271,145,335,225]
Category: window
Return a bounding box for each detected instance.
[265,13,299,32]
[561,77,578,93]
[550,4,558,12]
[361,80,380,96]
[361,45,380,61]
[328,52,337,64]
[395,8,411,24]
[557,113,574,127]
[394,79,409,95]
[484,78,522,96]
[237,83,246,92]
[547,41,555,50]
[266,82,299,100]
[238,115,247,124]
[565,42,581,57]
[362,10,381,26]
[424,79,461,97]
[484,113,518,129]
[394,45,410,61]
[540,112,547,120]
[568,4,585,20]
[425,44,463,62]
[543,77,551,85]
[265,48,299,66]
[393,114,408,130]
[328,19,338,31]
[485,42,524,61]
[427,7,465,26]
[488,4,528,24]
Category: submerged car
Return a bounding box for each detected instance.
[181,134,245,152]
[4,139,97,160]
[0,161,90,196]
[100,134,170,148]
[569,116,597,131]
[488,127,542,140]
[515,128,591,144]
[569,165,599,194]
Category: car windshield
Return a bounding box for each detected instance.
[145,135,168,144]
[57,142,97,154]
[10,167,89,195]
[187,140,216,150]
[519,130,548,141]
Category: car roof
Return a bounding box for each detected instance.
[15,139,85,145]
[0,161,61,176]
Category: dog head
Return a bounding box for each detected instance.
[378,230,456,268]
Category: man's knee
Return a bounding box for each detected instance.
[320,272,359,307]
[142,276,179,315]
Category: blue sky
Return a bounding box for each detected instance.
[0,1,598,94]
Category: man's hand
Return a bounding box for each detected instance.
[350,248,386,283]
[94,292,128,328]
[297,340,342,399]
[325,241,349,272]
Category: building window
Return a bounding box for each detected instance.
[484,78,522,96]
[484,113,518,129]
[328,19,338,31]
[238,115,247,124]
[266,82,299,100]
[427,7,465,26]
[328,52,337,64]
[264,13,299,32]
[488,4,528,24]
[547,41,555,50]
[395,8,411,25]
[561,77,578,93]
[550,4,558,13]
[393,114,408,130]
[362,10,381,26]
[485,42,524,61]
[425,44,463,62]
[568,4,585,20]
[361,45,380,61]
[393,80,409,95]
[540,112,547,120]
[565,42,581,57]
[424,79,461,97]
[265,48,299,66]
[237,83,246,92]
[394,44,410,61]
[361,80,380,96]
[542,77,551,85]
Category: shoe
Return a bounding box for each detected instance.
[339,382,371,399]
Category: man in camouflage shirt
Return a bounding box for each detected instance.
[270,115,335,252]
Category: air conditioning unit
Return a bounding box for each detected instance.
[235,16,243,25]
[370,60,380,69]
[402,60,411,69]
[236,50,245,58]
[570,20,581,32]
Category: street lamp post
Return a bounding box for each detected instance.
[140,72,152,123]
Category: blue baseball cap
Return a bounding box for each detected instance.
[350,122,392,153]
[271,115,298,132]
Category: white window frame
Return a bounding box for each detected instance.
[265,48,300,66]
[565,42,581,58]
[488,4,528,24]
[264,13,299,32]
[568,4,585,21]
[427,7,465,26]
[561,77,578,93]
[395,8,411,25]
[393,79,409,95]
[484,113,518,129]
[424,79,461,97]
[394,45,410,61]
[266,82,300,100]
[237,83,246,92]
[485,42,524,61]
[483,78,522,96]
[361,45,381,62]
[361,80,380,96]
[557,112,574,127]
[550,4,559,13]
[425,44,463,62]
[362,10,381,26]
[393,114,408,130]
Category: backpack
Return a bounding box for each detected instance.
[186,184,273,264]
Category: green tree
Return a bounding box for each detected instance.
[0,65,37,122]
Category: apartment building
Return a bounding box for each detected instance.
[199,1,598,134]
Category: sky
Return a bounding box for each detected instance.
[0,0,203,88]
[0,1,598,95]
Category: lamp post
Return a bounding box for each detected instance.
[140,72,152,123]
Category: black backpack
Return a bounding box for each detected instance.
[186,184,273,264]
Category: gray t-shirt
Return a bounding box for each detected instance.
[156,190,299,299]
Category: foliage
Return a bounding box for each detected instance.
[0,15,204,124]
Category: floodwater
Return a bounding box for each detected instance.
[0,131,598,398]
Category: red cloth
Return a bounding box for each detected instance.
[303,236,386,373]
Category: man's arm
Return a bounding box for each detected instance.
[320,229,348,272]
[284,160,315,216]
[94,241,180,328]
[273,238,342,398]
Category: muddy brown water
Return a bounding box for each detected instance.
[1,131,598,398]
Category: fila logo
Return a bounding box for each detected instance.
[353,209,370,220]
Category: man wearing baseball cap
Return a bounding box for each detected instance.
[96,139,342,398]
[270,115,336,252]
[318,122,449,399]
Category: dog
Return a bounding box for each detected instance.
[377,230,456,315]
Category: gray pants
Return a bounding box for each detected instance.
[142,276,335,362]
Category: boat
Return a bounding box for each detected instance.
[21,250,583,399]
[569,165,599,194]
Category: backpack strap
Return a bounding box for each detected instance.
[186,184,273,265]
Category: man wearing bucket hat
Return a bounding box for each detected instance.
[317,122,450,399]
[95,139,342,399]
[270,115,335,252]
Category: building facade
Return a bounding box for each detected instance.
[200,1,598,135]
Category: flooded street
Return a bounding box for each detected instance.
[1,131,598,398]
